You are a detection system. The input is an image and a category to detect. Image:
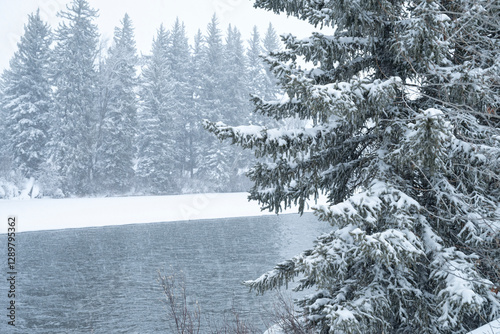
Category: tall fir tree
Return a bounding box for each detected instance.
[200,14,225,122]
[262,22,281,56]
[262,22,281,100]
[222,25,255,191]
[95,14,138,194]
[166,18,195,180]
[1,10,52,178]
[51,0,100,195]
[431,0,500,290]
[246,26,268,101]
[247,25,281,128]
[196,14,235,191]
[136,26,177,194]
[184,29,206,185]
[207,0,500,333]
[223,25,249,125]
[0,75,12,174]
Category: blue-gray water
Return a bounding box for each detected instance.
[0,213,329,333]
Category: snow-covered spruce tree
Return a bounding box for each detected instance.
[1,10,52,178]
[206,0,500,332]
[246,26,269,103]
[223,25,249,125]
[0,76,13,176]
[195,15,239,192]
[51,0,100,195]
[136,26,177,194]
[435,0,500,300]
[247,24,281,124]
[262,23,281,100]
[95,13,138,194]
[221,24,256,191]
[165,18,195,181]
[183,29,205,184]
[263,23,281,57]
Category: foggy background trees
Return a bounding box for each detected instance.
[0,0,281,197]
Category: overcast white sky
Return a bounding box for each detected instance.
[0,0,318,72]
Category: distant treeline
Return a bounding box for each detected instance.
[0,0,282,197]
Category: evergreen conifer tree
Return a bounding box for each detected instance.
[95,13,138,194]
[223,25,249,125]
[262,23,281,99]
[200,14,225,122]
[166,18,194,180]
[222,25,256,191]
[206,0,500,332]
[182,29,206,186]
[51,0,100,195]
[136,26,177,194]
[196,15,236,191]
[262,23,281,56]
[0,76,12,174]
[246,26,268,100]
[1,10,52,178]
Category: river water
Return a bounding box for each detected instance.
[0,213,330,333]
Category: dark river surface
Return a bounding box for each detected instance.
[0,213,330,333]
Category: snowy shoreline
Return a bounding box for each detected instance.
[0,192,315,233]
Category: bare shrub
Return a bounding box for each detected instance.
[158,270,201,334]
[267,292,314,334]
[158,269,261,334]
[206,310,260,334]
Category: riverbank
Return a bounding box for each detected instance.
[0,192,321,232]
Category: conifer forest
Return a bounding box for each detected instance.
[1,0,499,333]
[1,1,282,197]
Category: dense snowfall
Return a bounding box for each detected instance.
[0,4,283,198]
[1,0,499,333]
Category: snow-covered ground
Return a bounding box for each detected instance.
[467,319,500,334]
[0,192,320,233]
[263,319,500,334]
